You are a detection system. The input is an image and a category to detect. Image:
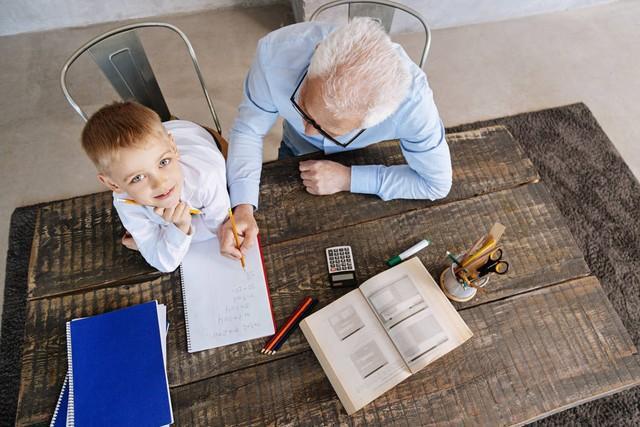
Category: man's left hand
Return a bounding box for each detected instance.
[299,160,351,195]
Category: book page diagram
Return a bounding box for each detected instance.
[366,275,448,364]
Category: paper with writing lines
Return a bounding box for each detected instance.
[180,237,275,353]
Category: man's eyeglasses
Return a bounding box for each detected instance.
[290,71,366,148]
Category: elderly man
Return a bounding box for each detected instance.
[220,18,451,259]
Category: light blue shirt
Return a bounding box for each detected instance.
[227,22,452,207]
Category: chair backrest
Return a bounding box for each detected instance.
[309,0,431,68]
[87,30,171,121]
[60,22,222,134]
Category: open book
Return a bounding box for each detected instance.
[300,257,473,415]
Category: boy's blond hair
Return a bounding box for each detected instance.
[81,101,164,172]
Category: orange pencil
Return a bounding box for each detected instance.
[117,198,202,215]
[261,296,316,354]
[228,208,246,270]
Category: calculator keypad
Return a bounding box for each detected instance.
[326,246,355,273]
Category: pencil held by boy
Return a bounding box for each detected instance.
[81,101,230,272]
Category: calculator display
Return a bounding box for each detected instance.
[333,273,355,281]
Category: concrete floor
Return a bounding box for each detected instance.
[1,1,638,323]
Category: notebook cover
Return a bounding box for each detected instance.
[66,301,173,426]
[49,374,68,427]
[256,235,277,331]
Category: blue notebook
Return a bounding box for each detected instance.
[50,375,69,427]
[65,301,173,426]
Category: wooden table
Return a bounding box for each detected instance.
[15,126,640,426]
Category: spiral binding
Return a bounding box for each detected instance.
[179,265,193,352]
[49,375,67,427]
[65,322,75,426]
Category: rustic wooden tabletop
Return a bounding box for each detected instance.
[15,126,640,426]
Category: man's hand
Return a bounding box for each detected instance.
[299,160,351,195]
[219,204,259,260]
[154,201,192,235]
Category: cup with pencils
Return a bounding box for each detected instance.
[439,223,509,303]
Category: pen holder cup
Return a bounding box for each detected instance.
[439,257,489,303]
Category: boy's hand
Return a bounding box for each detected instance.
[219,204,259,260]
[121,231,139,251]
[154,201,192,235]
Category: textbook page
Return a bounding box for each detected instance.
[360,257,472,373]
[180,237,275,352]
[300,289,411,415]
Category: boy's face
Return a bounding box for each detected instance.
[98,128,184,209]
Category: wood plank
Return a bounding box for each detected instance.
[258,182,590,314]
[27,126,538,299]
[165,277,640,426]
[257,126,538,245]
[16,182,590,425]
[15,273,181,427]
[26,192,160,299]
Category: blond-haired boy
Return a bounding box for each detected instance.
[82,101,229,272]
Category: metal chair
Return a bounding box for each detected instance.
[60,22,227,157]
[309,0,431,68]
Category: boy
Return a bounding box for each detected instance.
[81,101,230,272]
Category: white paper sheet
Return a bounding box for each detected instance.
[180,237,275,352]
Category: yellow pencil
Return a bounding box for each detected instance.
[117,198,202,215]
[228,208,246,270]
[461,238,496,268]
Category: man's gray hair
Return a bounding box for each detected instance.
[309,17,411,128]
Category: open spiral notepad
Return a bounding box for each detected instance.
[180,236,276,353]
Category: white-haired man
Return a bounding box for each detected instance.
[220,18,452,259]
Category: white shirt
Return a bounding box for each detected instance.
[113,120,230,272]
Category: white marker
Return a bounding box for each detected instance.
[386,239,431,267]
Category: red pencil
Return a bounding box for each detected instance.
[269,303,316,354]
[261,296,315,354]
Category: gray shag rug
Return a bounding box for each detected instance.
[1,103,639,426]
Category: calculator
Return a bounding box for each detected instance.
[325,246,357,288]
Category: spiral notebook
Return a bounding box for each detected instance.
[55,301,172,427]
[180,236,275,353]
[50,375,69,427]
[51,306,169,427]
